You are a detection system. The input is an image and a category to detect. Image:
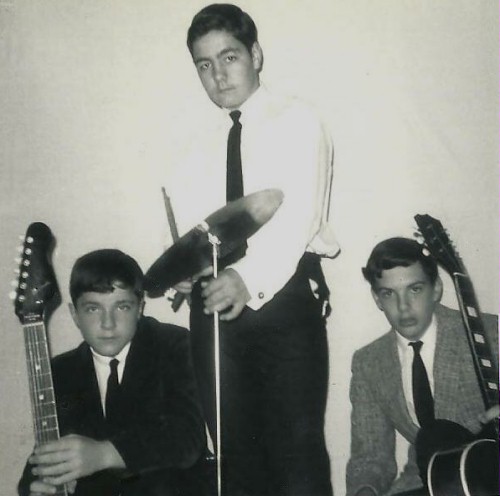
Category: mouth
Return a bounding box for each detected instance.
[399,318,418,327]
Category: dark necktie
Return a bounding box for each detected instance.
[105,358,121,423]
[224,110,247,263]
[409,341,435,427]
[226,110,243,202]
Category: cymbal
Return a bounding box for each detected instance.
[144,189,284,297]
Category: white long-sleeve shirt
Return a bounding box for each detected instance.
[169,85,339,310]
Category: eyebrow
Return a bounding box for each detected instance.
[79,298,137,306]
[376,280,427,292]
[193,46,241,64]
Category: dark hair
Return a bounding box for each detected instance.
[362,237,438,288]
[187,3,258,54]
[70,249,144,304]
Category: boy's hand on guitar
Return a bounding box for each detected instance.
[29,434,125,486]
[478,404,500,424]
[29,479,77,495]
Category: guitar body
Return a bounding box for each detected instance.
[416,418,499,495]
[427,438,499,496]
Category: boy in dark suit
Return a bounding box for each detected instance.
[346,237,498,496]
[18,249,205,496]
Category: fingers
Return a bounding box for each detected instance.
[29,479,58,495]
[200,270,249,318]
[219,301,246,321]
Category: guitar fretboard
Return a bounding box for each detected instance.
[453,274,499,411]
[23,320,68,496]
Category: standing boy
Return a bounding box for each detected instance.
[170,4,338,495]
[19,249,205,496]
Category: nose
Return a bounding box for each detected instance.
[397,292,410,313]
[213,62,226,83]
[101,309,116,330]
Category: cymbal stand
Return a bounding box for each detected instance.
[207,232,222,496]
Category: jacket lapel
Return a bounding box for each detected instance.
[378,332,419,440]
[433,306,462,419]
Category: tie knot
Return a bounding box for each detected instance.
[409,341,423,354]
[109,358,119,373]
[230,110,241,124]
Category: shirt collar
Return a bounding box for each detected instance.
[222,83,268,124]
[395,313,438,354]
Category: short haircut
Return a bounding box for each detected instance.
[70,249,144,304]
[362,237,438,288]
[187,3,258,54]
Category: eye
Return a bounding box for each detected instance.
[225,54,237,63]
[197,61,210,72]
[117,303,132,311]
[84,305,99,313]
[379,289,393,299]
[410,285,423,294]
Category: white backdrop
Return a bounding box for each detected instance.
[1,1,498,495]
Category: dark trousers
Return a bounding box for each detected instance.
[190,253,333,496]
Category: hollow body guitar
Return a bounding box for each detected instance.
[14,222,67,496]
[414,214,499,496]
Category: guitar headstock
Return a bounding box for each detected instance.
[414,214,465,277]
[14,222,60,325]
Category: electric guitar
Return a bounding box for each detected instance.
[414,214,499,496]
[14,222,67,496]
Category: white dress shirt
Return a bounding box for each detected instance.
[169,85,339,310]
[396,316,437,426]
[91,342,131,416]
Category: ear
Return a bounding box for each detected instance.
[432,276,443,302]
[371,288,384,311]
[251,41,264,72]
[138,299,145,318]
[68,302,80,328]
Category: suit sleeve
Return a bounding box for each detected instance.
[110,328,205,473]
[346,350,398,496]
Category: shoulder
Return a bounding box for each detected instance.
[136,316,190,350]
[260,87,326,131]
[352,330,394,369]
[51,341,88,371]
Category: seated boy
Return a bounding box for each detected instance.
[18,249,205,496]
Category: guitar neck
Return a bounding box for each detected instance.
[23,321,68,496]
[452,274,499,411]
[23,321,61,446]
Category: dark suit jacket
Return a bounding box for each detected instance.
[19,316,206,496]
[346,305,498,496]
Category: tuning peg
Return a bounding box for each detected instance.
[24,247,32,255]
[10,280,18,287]
[422,247,431,257]
[19,282,27,290]
[8,290,17,300]
[16,245,24,253]
[26,236,34,244]
[21,271,29,279]
[22,259,30,267]
[14,268,20,275]
[14,257,22,264]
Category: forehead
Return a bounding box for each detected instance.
[373,262,432,290]
[192,29,247,60]
[76,287,139,307]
